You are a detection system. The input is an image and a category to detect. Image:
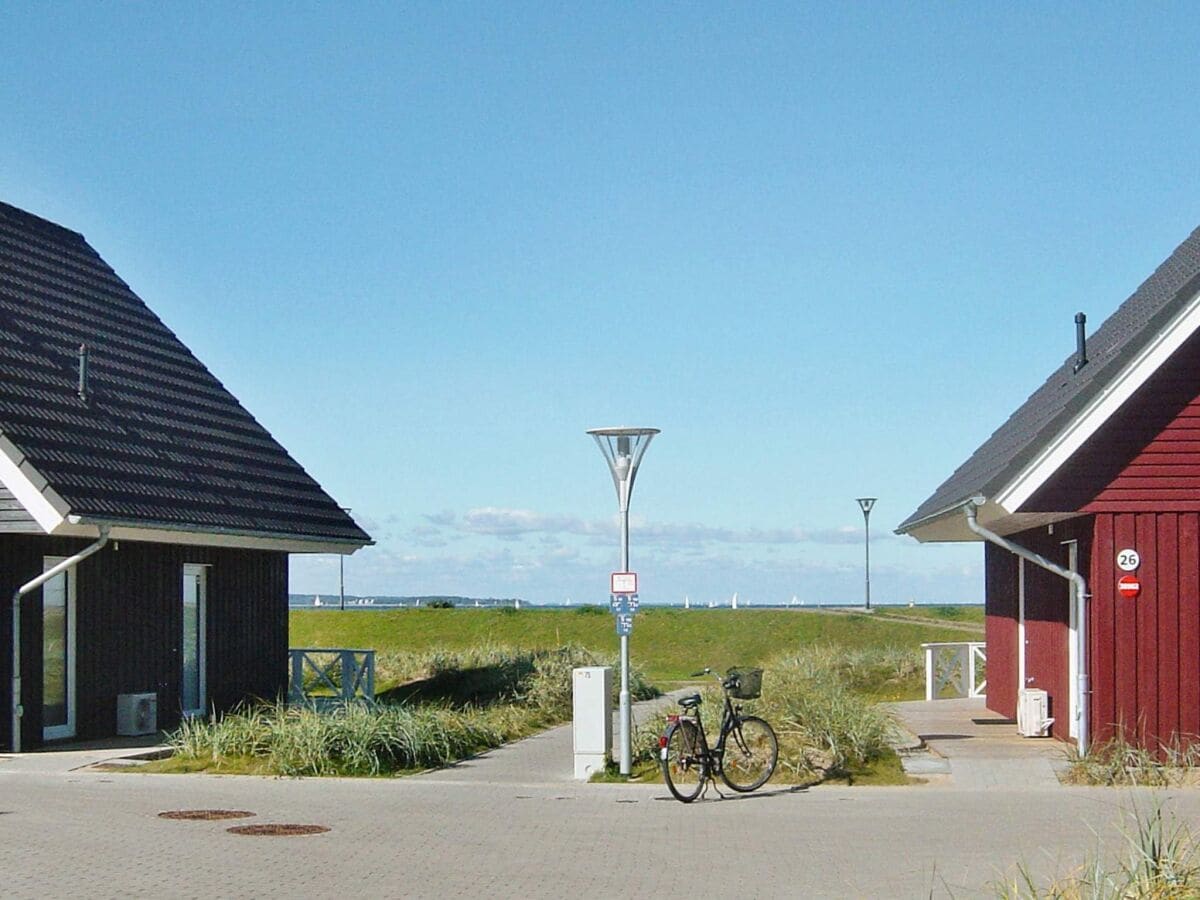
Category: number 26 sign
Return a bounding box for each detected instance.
[1117,549,1140,572]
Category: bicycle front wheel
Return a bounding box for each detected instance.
[662,719,706,803]
[721,715,777,792]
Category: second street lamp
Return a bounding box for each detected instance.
[856,497,876,610]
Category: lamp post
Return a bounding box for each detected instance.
[588,426,659,775]
[856,498,876,610]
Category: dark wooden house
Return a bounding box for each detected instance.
[0,201,371,751]
[898,225,1200,753]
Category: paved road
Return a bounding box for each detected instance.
[1,697,1197,898]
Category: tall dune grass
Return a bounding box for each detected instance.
[169,644,656,777]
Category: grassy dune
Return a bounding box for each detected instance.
[290,607,977,683]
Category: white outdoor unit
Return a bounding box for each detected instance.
[1017,688,1054,737]
[572,666,613,780]
[116,692,158,736]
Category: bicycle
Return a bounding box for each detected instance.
[659,666,779,803]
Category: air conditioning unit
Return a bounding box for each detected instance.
[116,692,158,736]
[1017,688,1054,737]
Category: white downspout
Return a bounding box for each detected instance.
[964,501,1090,754]
[10,526,110,752]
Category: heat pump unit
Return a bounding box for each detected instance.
[1017,688,1054,737]
[116,692,158,736]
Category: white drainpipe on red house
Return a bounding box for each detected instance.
[964,500,1090,755]
[9,526,110,753]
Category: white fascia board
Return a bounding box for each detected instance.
[997,287,1200,513]
[49,519,367,554]
[0,433,68,532]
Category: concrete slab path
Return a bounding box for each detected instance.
[891,697,1066,789]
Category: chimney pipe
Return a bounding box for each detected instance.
[77,343,89,402]
[1073,312,1088,374]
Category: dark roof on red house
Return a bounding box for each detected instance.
[898,225,1200,539]
[0,200,370,549]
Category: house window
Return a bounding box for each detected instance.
[42,557,76,740]
[181,564,208,716]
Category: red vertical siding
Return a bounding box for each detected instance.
[984,543,1019,719]
[1111,514,1139,739]
[1136,513,1159,743]
[1091,514,1117,744]
[1089,512,1198,749]
[1180,514,1200,739]
[1157,515,1180,742]
[1024,553,1071,740]
[984,521,1089,741]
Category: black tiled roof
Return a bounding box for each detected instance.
[898,225,1200,534]
[0,201,370,545]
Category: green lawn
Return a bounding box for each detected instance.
[290,607,979,683]
[871,604,985,627]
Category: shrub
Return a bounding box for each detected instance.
[1063,729,1200,787]
[175,643,659,777]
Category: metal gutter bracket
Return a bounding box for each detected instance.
[963,500,1090,754]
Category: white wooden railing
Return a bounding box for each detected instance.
[288,648,375,706]
[921,642,986,701]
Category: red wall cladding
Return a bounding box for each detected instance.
[984,543,1018,720]
[1089,513,1200,747]
[983,521,1089,741]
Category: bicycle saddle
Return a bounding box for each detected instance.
[677,693,702,708]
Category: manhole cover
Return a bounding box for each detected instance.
[159,809,256,821]
[227,824,330,837]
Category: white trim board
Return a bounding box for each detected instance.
[0,433,68,532]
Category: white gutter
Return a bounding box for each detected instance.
[964,500,1090,754]
[9,526,110,752]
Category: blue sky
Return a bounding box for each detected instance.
[4,5,1200,604]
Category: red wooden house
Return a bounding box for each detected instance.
[898,226,1200,753]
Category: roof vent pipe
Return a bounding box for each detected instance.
[77,343,89,403]
[1073,312,1088,374]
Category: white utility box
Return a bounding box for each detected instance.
[1017,688,1054,737]
[116,692,158,736]
[572,666,613,780]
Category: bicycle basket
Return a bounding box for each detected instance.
[727,667,763,699]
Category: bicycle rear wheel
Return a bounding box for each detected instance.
[661,719,706,803]
[721,715,777,792]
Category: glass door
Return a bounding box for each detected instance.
[181,565,207,716]
[42,557,76,740]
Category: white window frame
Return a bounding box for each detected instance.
[181,564,208,717]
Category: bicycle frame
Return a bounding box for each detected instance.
[669,686,745,774]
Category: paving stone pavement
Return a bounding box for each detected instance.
[2,695,1199,898]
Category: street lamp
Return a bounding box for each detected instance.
[856,498,876,610]
[588,426,659,775]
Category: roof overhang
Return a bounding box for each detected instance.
[53,517,369,555]
[897,497,1076,543]
[0,435,368,555]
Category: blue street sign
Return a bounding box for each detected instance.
[615,612,634,636]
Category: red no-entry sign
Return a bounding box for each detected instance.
[1118,575,1141,599]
